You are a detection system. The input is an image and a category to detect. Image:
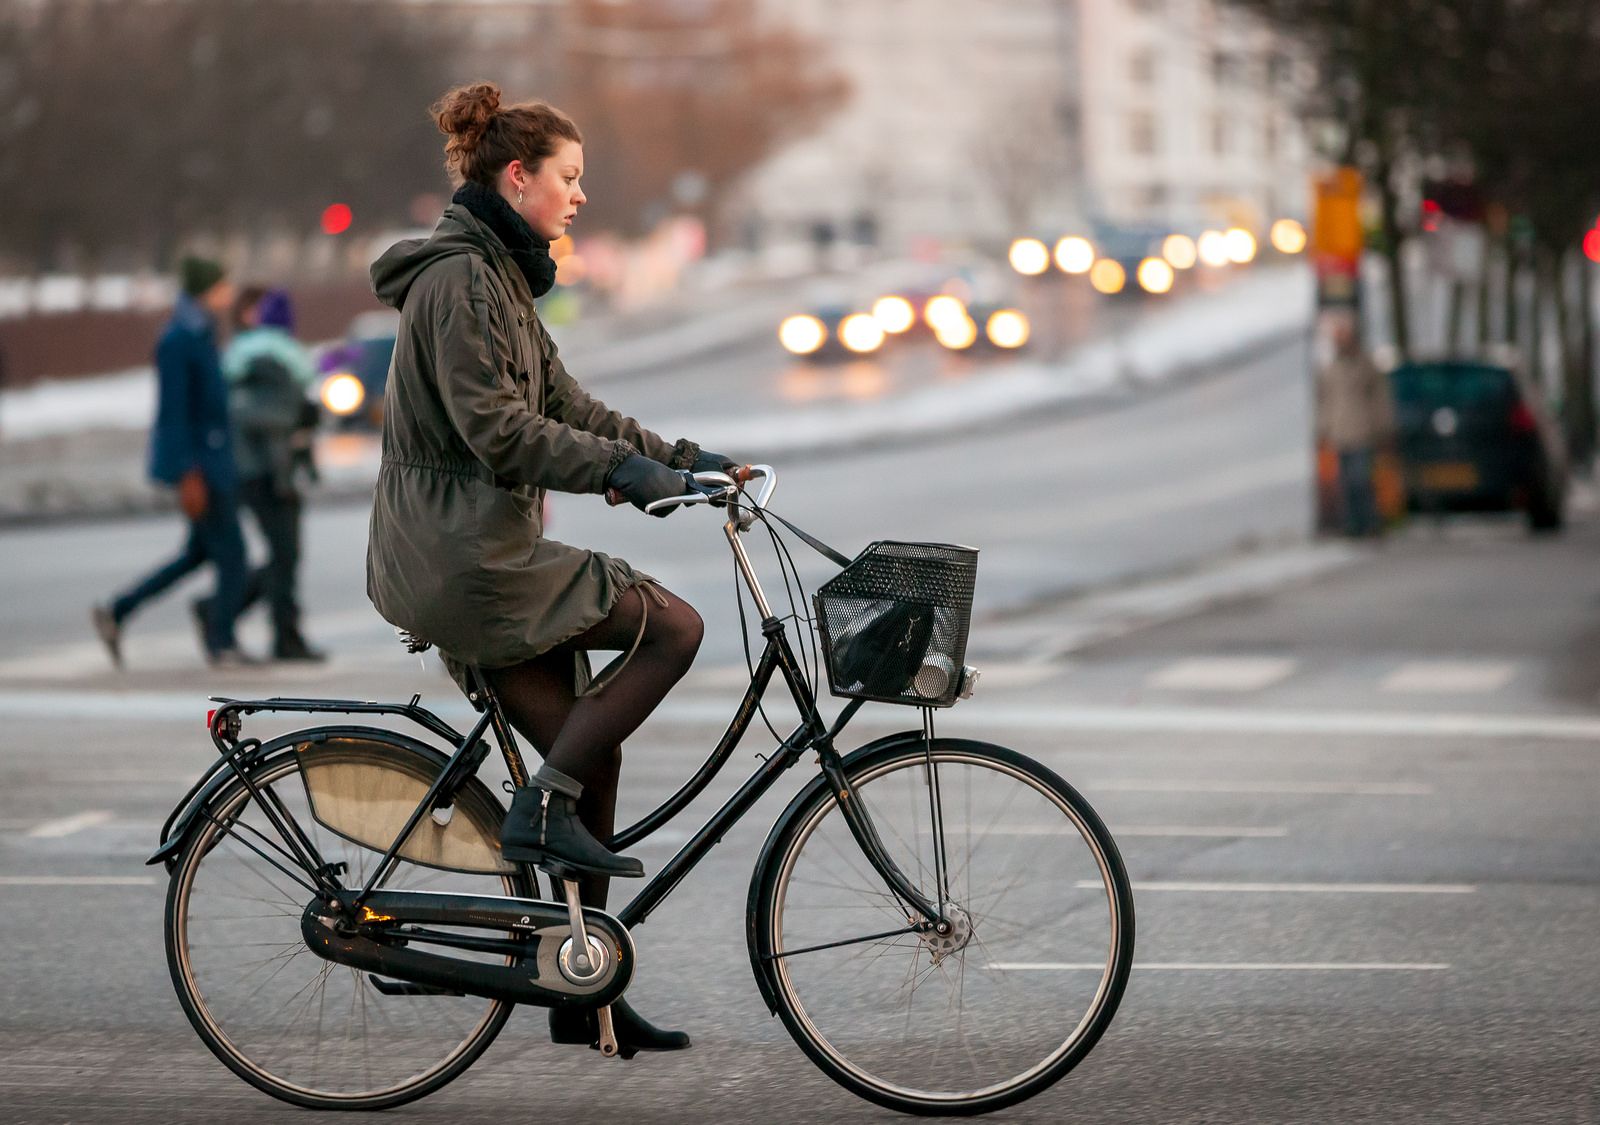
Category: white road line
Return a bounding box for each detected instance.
[24,811,114,838]
[1088,779,1434,796]
[6,691,1600,742]
[976,704,1600,741]
[1148,657,1297,692]
[1083,880,1476,894]
[986,824,1288,838]
[988,962,1451,972]
[1114,825,1289,838]
[0,876,157,886]
[1382,661,1517,694]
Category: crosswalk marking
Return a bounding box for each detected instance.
[1382,661,1517,694]
[1147,657,1297,692]
[0,876,157,886]
[989,962,1451,972]
[1113,825,1289,838]
[1085,880,1476,894]
[24,811,113,839]
[1087,779,1434,796]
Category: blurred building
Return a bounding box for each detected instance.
[731,0,1313,252]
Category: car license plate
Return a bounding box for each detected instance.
[1419,462,1479,490]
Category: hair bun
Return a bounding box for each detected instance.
[433,81,502,154]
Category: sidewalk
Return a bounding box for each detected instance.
[0,266,1313,524]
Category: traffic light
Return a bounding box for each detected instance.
[321,203,353,236]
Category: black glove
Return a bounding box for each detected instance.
[607,454,690,517]
[691,450,738,476]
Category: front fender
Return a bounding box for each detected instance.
[743,728,925,1016]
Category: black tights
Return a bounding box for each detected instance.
[484,583,703,908]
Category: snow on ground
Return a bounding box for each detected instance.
[0,265,1312,452]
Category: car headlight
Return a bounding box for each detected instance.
[985,309,1030,348]
[872,295,916,334]
[779,315,827,356]
[320,373,366,416]
[935,315,979,350]
[1137,257,1175,294]
[924,294,968,333]
[1089,259,1127,295]
[839,313,886,354]
[1054,236,1095,275]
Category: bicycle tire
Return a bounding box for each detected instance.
[747,737,1134,1116]
[165,736,534,1111]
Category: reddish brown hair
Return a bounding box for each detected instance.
[431,81,583,186]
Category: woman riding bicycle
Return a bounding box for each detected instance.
[366,81,735,1056]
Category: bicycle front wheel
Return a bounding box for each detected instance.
[165,738,533,1110]
[748,738,1134,1116]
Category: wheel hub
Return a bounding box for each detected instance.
[922,904,972,962]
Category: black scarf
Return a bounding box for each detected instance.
[453,181,557,299]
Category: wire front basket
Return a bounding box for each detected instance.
[813,541,978,708]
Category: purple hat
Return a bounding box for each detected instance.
[255,288,295,332]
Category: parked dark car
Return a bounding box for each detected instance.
[1388,358,1567,532]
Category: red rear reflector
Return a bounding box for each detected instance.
[206,709,216,730]
[1509,402,1536,435]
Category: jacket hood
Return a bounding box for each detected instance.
[370,205,505,310]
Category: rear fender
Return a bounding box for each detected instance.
[146,726,495,872]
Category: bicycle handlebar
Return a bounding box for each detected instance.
[639,464,776,517]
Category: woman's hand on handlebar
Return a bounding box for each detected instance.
[606,454,691,518]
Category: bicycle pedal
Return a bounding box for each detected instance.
[596,1005,620,1058]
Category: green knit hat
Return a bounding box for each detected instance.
[179,256,226,297]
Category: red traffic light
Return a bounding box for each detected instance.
[1585,229,1600,264]
[321,203,353,235]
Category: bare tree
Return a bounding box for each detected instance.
[0,0,464,272]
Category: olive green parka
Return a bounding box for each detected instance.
[365,204,699,674]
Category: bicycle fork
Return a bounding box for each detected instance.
[815,743,950,937]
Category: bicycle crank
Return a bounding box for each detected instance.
[300,888,635,1010]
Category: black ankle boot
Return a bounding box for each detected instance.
[549,999,692,1059]
[500,779,643,879]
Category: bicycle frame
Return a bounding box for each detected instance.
[189,488,950,935]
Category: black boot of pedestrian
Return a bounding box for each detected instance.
[548,999,692,1059]
[273,633,327,663]
[500,767,644,879]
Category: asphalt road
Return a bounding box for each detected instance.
[3,329,1597,1122]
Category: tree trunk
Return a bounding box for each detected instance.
[1373,146,1411,360]
[1530,249,1548,393]
[1477,240,1494,347]
[1565,253,1597,468]
[1503,239,1520,346]
[1447,280,1467,353]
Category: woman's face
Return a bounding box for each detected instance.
[506,141,586,241]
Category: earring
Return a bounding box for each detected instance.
[517,190,524,205]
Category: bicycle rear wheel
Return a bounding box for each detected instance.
[748,738,1133,1116]
[165,738,533,1110]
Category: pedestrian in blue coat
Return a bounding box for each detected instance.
[92,257,254,667]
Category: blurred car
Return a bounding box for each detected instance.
[316,310,399,430]
[1088,223,1173,297]
[778,278,893,363]
[1388,357,1567,532]
[779,305,887,362]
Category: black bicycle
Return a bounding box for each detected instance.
[150,465,1134,1116]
